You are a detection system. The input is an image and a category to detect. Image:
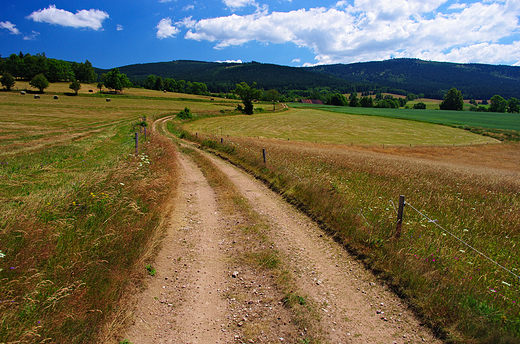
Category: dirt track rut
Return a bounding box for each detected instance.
[123,122,441,343]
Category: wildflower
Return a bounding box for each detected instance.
[120,183,125,186]
[0,251,5,258]
[502,281,512,287]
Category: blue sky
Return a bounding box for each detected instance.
[1,0,519,69]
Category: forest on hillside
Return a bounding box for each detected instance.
[307,58,520,100]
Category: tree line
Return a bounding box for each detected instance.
[439,88,519,113]
[0,52,97,83]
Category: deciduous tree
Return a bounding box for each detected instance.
[1,72,16,91]
[103,68,132,93]
[234,82,262,115]
[29,73,49,93]
[439,88,464,111]
[507,97,520,113]
[489,95,507,113]
[69,79,81,95]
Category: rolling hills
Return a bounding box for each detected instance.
[96,58,520,100]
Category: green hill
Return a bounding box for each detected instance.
[306,58,520,100]
[96,60,371,94]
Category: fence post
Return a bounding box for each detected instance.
[396,195,405,238]
[144,126,147,141]
[262,149,266,164]
[221,138,223,144]
[135,132,139,155]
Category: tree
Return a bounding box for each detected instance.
[439,88,464,111]
[330,93,348,106]
[349,92,358,107]
[1,72,16,91]
[234,82,262,115]
[103,68,132,93]
[413,102,426,109]
[262,89,281,102]
[489,95,507,113]
[507,97,520,113]
[29,73,49,93]
[69,79,81,95]
[145,75,156,89]
[359,96,373,107]
[97,82,104,93]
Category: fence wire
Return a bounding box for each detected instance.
[404,201,520,283]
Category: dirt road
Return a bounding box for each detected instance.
[122,121,441,343]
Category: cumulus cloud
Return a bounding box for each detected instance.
[183,5,195,11]
[0,21,20,35]
[117,24,124,31]
[27,5,109,30]
[183,0,520,65]
[292,58,301,63]
[156,18,180,39]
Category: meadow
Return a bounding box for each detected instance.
[0,84,237,343]
[2,82,520,343]
[186,107,498,146]
[177,106,520,343]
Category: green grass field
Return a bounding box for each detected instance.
[186,107,498,146]
[290,103,520,131]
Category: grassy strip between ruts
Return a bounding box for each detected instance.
[170,120,520,344]
[0,122,178,343]
[178,143,323,343]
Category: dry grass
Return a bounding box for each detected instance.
[175,125,520,343]
[0,87,180,343]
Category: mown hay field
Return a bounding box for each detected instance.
[186,107,498,146]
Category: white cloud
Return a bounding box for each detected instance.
[23,31,40,41]
[216,59,243,63]
[183,0,520,65]
[292,58,301,62]
[117,24,124,31]
[27,5,109,30]
[156,17,180,39]
[0,21,20,35]
[223,0,257,9]
[178,16,197,28]
[183,5,195,11]
[448,2,467,10]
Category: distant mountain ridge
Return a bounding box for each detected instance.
[96,59,520,100]
[306,58,520,100]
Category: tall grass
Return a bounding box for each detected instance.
[172,122,520,343]
[0,86,179,343]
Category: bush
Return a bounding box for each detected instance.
[177,107,193,120]
[413,102,426,109]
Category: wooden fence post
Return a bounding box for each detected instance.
[135,132,139,155]
[144,126,147,141]
[396,195,405,238]
[221,138,223,144]
[262,149,266,164]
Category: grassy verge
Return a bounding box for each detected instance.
[0,117,178,343]
[170,121,520,343]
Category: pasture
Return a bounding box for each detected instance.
[186,107,498,146]
[290,103,520,131]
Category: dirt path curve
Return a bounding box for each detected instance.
[123,150,233,343]
[201,152,441,344]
